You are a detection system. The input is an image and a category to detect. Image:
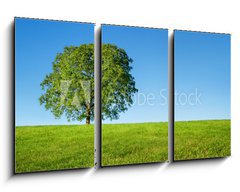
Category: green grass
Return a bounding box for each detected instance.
[15,120,230,172]
[102,122,168,166]
[174,120,231,161]
[15,125,94,173]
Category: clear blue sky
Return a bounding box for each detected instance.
[16,19,168,125]
[102,25,168,124]
[175,30,231,121]
[15,18,94,126]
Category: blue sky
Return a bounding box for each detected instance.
[16,20,168,125]
[175,30,230,121]
[15,18,94,126]
[16,19,229,125]
[102,25,168,124]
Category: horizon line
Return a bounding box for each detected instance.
[15,119,231,127]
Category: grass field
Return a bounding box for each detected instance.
[15,125,94,173]
[102,122,169,166]
[174,120,231,161]
[15,120,230,172]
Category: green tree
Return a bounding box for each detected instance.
[39,44,137,124]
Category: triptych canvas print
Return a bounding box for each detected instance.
[15,17,231,173]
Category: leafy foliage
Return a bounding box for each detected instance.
[39,44,137,124]
[102,44,138,120]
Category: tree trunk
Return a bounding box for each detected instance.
[86,107,90,125]
[86,116,90,124]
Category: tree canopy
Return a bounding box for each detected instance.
[39,43,137,124]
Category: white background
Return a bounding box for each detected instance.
[1,0,240,191]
